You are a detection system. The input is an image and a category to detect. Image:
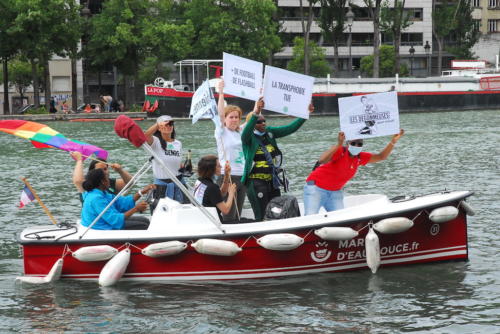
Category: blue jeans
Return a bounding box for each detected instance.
[154,177,186,203]
[303,182,344,215]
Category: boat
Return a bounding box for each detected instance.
[144,59,500,117]
[16,116,474,285]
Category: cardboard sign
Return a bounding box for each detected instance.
[223,52,263,101]
[338,91,400,140]
[262,66,314,119]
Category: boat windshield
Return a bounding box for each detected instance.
[173,59,222,92]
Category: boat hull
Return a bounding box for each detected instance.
[20,198,469,282]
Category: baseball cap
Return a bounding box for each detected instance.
[157,115,173,124]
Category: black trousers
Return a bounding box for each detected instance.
[247,178,281,221]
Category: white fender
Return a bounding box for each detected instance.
[142,241,187,258]
[257,233,304,251]
[373,217,413,234]
[365,227,380,274]
[429,206,459,223]
[72,245,118,262]
[16,258,63,284]
[99,249,130,287]
[191,239,241,256]
[314,227,358,241]
[460,201,475,216]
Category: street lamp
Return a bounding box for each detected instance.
[409,44,415,76]
[346,7,355,77]
[424,40,431,77]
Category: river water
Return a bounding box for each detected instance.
[0,110,498,333]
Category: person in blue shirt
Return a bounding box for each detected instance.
[81,168,154,230]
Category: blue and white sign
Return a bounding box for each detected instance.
[189,80,220,128]
[223,52,263,101]
[338,91,400,140]
[262,65,314,119]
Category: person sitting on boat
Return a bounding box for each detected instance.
[145,115,188,207]
[214,79,247,222]
[71,151,132,203]
[81,168,154,230]
[194,155,237,222]
[241,98,314,221]
[303,129,404,215]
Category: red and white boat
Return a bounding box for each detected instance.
[16,116,474,285]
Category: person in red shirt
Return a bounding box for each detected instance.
[303,129,404,215]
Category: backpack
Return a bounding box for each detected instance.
[264,195,300,220]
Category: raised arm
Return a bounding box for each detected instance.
[71,151,84,193]
[217,79,226,127]
[111,163,133,192]
[368,129,405,163]
[241,98,264,144]
[145,123,159,145]
[319,132,345,164]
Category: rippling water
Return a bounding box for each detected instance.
[0,110,498,333]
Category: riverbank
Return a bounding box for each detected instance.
[0,111,150,122]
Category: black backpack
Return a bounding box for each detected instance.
[264,195,300,220]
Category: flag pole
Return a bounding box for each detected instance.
[20,177,58,225]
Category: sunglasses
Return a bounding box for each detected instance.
[165,121,174,126]
[256,119,266,124]
[350,141,363,147]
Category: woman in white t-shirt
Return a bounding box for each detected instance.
[145,115,187,206]
[215,79,247,222]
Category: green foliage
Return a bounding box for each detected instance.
[127,104,143,113]
[380,0,412,39]
[26,106,48,114]
[8,57,33,95]
[137,57,172,83]
[287,37,330,77]
[360,45,408,77]
[181,0,281,62]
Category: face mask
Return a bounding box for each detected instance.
[348,145,363,156]
[254,130,266,136]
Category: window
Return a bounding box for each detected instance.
[488,19,499,32]
[489,0,498,8]
[405,8,423,21]
[473,19,481,31]
[473,0,481,7]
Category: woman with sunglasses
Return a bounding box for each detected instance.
[241,98,314,221]
[303,129,404,215]
[145,115,187,206]
[214,79,247,222]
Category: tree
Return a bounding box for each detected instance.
[380,0,412,74]
[364,0,383,78]
[298,0,320,75]
[318,0,348,76]
[6,58,33,100]
[288,37,330,77]
[182,0,281,63]
[360,45,409,77]
[0,0,20,114]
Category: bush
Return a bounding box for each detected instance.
[360,45,409,77]
[26,107,48,114]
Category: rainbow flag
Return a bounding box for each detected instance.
[0,120,108,160]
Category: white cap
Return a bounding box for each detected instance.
[157,115,173,124]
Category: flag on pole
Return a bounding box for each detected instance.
[189,80,221,129]
[18,185,36,208]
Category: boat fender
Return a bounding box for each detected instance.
[365,227,380,274]
[257,233,304,251]
[16,258,63,284]
[98,249,131,287]
[460,201,475,216]
[373,217,413,234]
[429,206,459,223]
[314,227,358,241]
[142,241,187,258]
[72,245,118,262]
[191,239,241,256]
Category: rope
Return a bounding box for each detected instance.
[239,236,253,248]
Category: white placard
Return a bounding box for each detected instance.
[262,66,314,119]
[189,80,219,128]
[223,52,263,101]
[338,91,400,140]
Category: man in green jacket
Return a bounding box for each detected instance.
[241,98,314,221]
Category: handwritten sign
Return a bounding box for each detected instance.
[189,80,219,128]
[223,52,263,101]
[338,91,400,140]
[262,66,314,119]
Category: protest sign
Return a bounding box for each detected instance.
[262,66,314,119]
[338,91,400,140]
[223,52,263,101]
[189,80,220,128]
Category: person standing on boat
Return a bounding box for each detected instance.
[145,115,187,206]
[241,98,314,221]
[214,79,246,222]
[193,155,237,222]
[303,129,404,215]
[71,151,133,203]
[81,168,153,230]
